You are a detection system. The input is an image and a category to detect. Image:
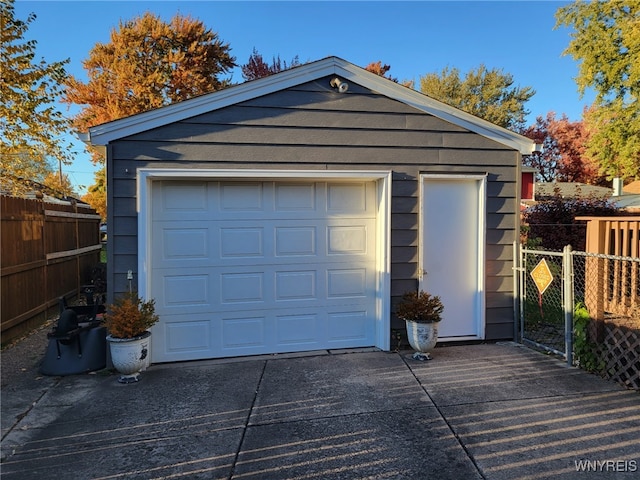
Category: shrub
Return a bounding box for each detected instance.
[105,292,159,339]
[523,194,619,251]
[395,290,444,323]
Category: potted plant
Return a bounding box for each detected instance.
[104,291,159,383]
[396,290,444,360]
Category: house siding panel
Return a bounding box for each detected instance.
[108,77,521,340]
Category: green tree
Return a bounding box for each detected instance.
[419,64,535,130]
[0,0,73,195]
[556,1,640,179]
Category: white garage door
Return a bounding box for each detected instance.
[150,180,378,362]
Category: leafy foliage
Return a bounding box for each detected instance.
[364,61,396,81]
[241,48,302,81]
[522,193,620,251]
[42,171,77,197]
[0,0,73,195]
[63,11,236,156]
[363,61,414,87]
[521,112,604,184]
[80,166,106,220]
[419,64,535,130]
[395,290,444,324]
[63,11,236,214]
[573,303,603,373]
[105,291,159,339]
[556,2,640,180]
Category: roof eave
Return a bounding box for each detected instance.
[87,56,536,155]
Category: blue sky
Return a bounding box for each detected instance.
[14,0,591,194]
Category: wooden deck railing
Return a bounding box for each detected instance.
[577,216,640,319]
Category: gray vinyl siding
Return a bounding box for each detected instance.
[107,76,521,340]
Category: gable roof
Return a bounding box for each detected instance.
[82,56,537,155]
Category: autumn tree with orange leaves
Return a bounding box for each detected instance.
[63,12,236,215]
[65,12,235,142]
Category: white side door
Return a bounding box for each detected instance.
[420,175,485,339]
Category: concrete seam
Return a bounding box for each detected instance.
[227,359,267,480]
[399,352,489,480]
[1,376,62,443]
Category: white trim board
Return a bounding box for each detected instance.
[419,173,486,341]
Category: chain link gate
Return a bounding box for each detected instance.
[516,244,574,364]
[516,242,640,386]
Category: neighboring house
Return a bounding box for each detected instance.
[619,181,640,212]
[534,182,612,201]
[528,181,640,212]
[521,166,537,202]
[83,57,536,363]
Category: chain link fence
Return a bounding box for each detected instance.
[517,245,640,390]
[519,248,568,358]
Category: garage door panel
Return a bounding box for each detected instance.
[222,316,266,349]
[275,270,316,300]
[275,183,317,211]
[328,225,369,254]
[152,181,211,221]
[151,179,378,362]
[326,183,369,213]
[153,222,375,269]
[276,313,319,345]
[162,274,210,307]
[221,271,265,304]
[151,223,212,266]
[328,310,371,343]
[275,226,317,256]
[220,227,265,258]
[327,268,368,298]
[153,263,375,314]
[219,182,264,211]
[152,312,217,362]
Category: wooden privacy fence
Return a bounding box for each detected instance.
[574,216,640,390]
[578,216,640,318]
[1,195,102,344]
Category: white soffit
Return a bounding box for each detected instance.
[86,56,536,155]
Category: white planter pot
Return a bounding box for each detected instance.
[107,331,151,383]
[405,320,439,360]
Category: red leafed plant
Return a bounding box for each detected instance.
[105,292,159,339]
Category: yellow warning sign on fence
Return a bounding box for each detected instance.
[530,258,554,295]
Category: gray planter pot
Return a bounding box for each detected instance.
[405,320,439,360]
[107,331,151,383]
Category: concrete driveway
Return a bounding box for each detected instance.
[1,343,639,479]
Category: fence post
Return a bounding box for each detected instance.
[519,243,526,344]
[513,241,520,342]
[563,245,574,366]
